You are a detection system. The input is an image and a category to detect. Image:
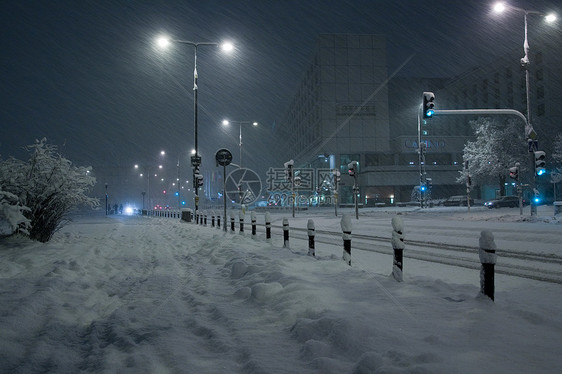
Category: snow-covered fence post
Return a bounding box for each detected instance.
[251,211,257,237]
[239,210,245,234]
[391,216,405,282]
[211,211,215,227]
[307,219,315,256]
[230,214,235,232]
[341,214,352,266]
[265,212,272,242]
[479,230,497,301]
[283,217,290,248]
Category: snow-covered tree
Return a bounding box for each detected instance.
[0,139,99,242]
[457,117,528,196]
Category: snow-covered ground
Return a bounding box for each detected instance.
[1,206,561,373]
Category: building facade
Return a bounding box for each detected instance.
[279,32,562,205]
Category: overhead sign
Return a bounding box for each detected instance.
[215,148,232,167]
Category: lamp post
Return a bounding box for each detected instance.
[156,36,233,213]
[222,120,258,169]
[135,152,165,211]
[493,2,556,215]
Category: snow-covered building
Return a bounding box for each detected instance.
[277,34,465,204]
[278,31,562,204]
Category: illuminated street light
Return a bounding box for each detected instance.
[222,119,258,168]
[492,2,557,216]
[156,35,234,213]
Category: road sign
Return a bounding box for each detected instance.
[215,148,232,167]
[528,140,538,153]
[191,155,202,167]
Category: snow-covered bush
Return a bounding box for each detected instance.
[0,189,30,237]
[0,138,99,242]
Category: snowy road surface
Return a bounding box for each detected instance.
[1,211,561,373]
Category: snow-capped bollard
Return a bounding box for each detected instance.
[217,214,221,229]
[391,216,405,282]
[307,219,315,256]
[283,217,290,248]
[265,212,272,241]
[341,214,352,266]
[230,215,235,232]
[251,211,257,237]
[195,210,199,224]
[479,230,497,301]
[211,211,215,227]
[204,211,208,226]
[239,210,245,233]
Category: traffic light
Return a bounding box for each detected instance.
[333,169,341,188]
[426,178,432,190]
[533,188,541,204]
[195,174,203,187]
[422,92,435,119]
[534,151,546,176]
[348,161,358,177]
[193,167,203,188]
[420,183,426,192]
[509,165,519,180]
[284,160,294,182]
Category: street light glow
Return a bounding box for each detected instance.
[221,41,234,52]
[191,149,196,155]
[161,150,166,156]
[545,13,557,23]
[493,2,506,13]
[253,122,258,126]
[222,119,229,126]
[156,36,170,48]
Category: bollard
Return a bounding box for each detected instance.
[239,210,245,234]
[265,212,272,242]
[479,230,497,301]
[196,210,199,224]
[211,211,215,227]
[283,217,290,248]
[251,211,257,237]
[217,214,221,229]
[204,211,207,226]
[230,215,235,232]
[341,214,352,266]
[307,219,315,256]
[391,216,405,282]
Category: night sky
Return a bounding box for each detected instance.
[1,0,560,201]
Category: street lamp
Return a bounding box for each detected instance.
[156,36,234,213]
[135,151,166,210]
[493,2,557,215]
[493,2,556,137]
[222,119,258,169]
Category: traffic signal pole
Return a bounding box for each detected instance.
[432,108,537,216]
